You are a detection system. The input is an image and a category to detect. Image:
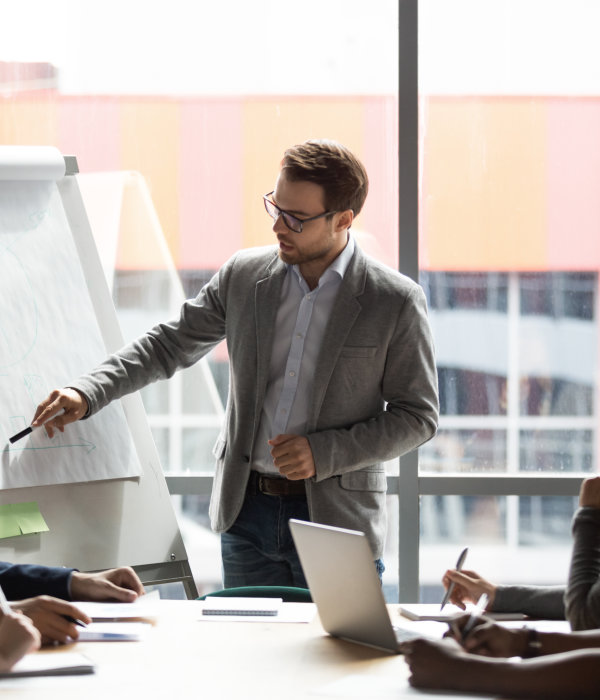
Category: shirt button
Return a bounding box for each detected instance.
[289,371,296,377]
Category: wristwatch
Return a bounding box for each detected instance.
[522,627,543,658]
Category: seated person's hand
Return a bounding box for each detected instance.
[10,596,91,646]
[579,476,600,509]
[70,567,145,602]
[442,569,497,610]
[400,637,467,690]
[0,611,41,671]
[447,614,529,658]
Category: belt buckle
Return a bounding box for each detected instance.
[257,474,271,495]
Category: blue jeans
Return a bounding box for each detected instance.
[221,482,385,588]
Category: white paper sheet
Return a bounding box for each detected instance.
[0,652,95,677]
[75,622,151,641]
[399,603,526,622]
[74,590,161,620]
[1,168,141,488]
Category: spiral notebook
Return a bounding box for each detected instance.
[0,652,95,677]
[202,597,282,616]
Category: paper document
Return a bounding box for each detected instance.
[399,603,526,622]
[75,622,151,641]
[0,652,95,677]
[74,590,161,621]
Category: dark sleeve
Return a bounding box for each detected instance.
[492,584,566,619]
[0,561,74,601]
[565,507,600,630]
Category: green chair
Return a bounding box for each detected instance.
[198,585,312,603]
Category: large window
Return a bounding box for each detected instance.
[4,0,595,602]
[1,0,400,595]
[416,0,599,601]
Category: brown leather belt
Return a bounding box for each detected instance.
[248,470,306,497]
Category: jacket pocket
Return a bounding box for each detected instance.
[340,469,387,492]
[339,346,378,358]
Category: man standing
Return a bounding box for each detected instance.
[34,139,438,587]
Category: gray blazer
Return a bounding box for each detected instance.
[73,244,439,558]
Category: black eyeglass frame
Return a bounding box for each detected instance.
[263,191,338,233]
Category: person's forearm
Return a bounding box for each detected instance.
[536,630,600,655]
[456,652,600,699]
[492,584,566,619]
[0,563,72,601]
[504,651,600,699]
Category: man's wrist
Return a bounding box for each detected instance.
[65,387,90,418]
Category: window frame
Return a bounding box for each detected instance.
[165,0,587,602]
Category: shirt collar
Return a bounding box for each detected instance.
[290,233,355,286]
[328,233,355,279]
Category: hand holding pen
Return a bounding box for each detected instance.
[446,592,489,643]
[440,547,468,610]
[9,408,66,444]
[461,593,489,639]
[442,566,497,611]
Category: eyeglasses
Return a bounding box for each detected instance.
[263,191,337,233]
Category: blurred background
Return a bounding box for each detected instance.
[2,0,598,599]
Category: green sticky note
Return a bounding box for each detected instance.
[11,502,49,535]
[0,505,21,539]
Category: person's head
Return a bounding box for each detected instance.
[264,140,369,279]
[281,139,369,218]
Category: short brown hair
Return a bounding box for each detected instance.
[281,139,369,217]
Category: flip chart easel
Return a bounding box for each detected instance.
[0,147,197,598]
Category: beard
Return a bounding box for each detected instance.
[276,236,337,267]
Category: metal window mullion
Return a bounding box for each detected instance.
[506,271,521,547]
[398,452,420,601]
[165,474,583,499]
[592,274,600,471]
[398,0,419,602]
[415,475,583,497]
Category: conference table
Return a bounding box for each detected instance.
[0,601,506,699]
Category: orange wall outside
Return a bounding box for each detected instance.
[2,93,600,273]
[421,96,600,272]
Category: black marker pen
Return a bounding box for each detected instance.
[8,408,66,444]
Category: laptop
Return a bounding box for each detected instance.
[289,519,424,654]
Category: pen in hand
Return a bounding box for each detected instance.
[63,615,88,628]
[440,546,468,610]
[461,592,489,640]
[8,408,66,444]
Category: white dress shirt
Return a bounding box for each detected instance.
[251,235,356,474]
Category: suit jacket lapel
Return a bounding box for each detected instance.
[308,247,367,428]
[254,254,287,410]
